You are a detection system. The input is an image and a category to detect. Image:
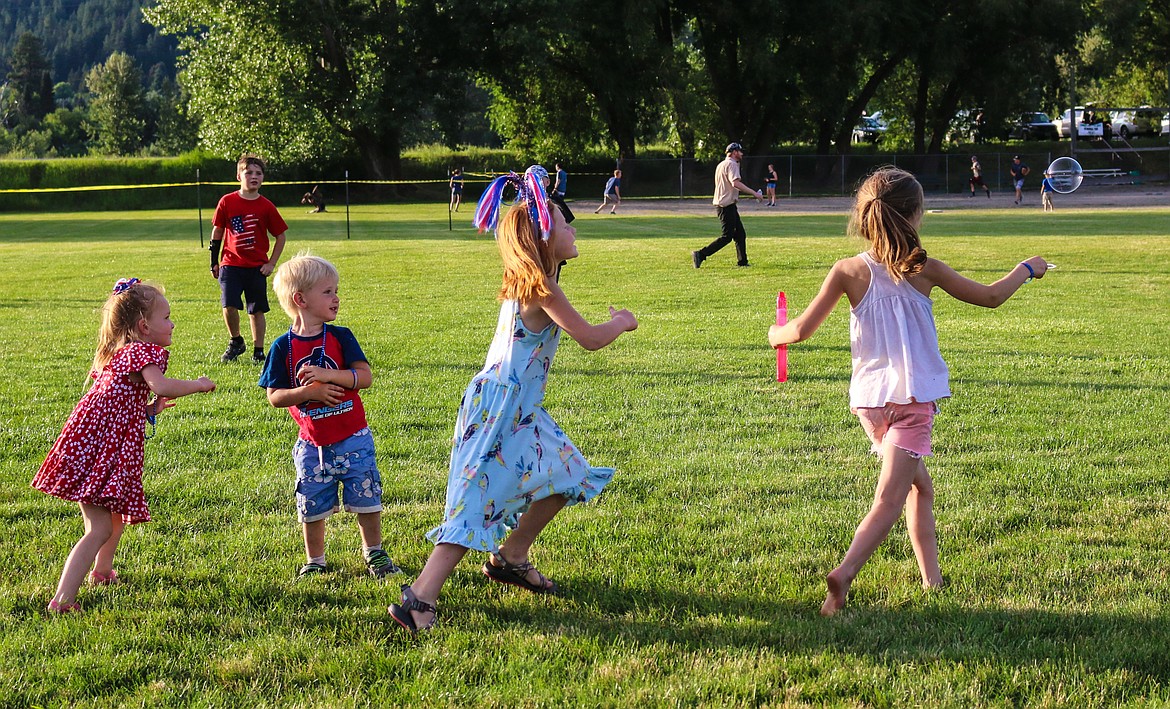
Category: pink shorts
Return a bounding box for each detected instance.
[853,401,937,459]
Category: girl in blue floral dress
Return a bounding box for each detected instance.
[390,166,638,633]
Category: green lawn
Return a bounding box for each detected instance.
[2,202,1170,706]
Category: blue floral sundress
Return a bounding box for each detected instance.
[427,300,614,552]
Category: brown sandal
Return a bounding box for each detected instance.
[482,554,558,595]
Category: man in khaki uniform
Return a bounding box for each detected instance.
[693,142,763,268]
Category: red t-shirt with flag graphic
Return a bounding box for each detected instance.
[212,191,288,268]
[258,325,369,447]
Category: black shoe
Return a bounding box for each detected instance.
[252,347,265,364]
[221,337,246,362]
[737,261,751,268]
[298,562,327,578]
[692,251,703,269]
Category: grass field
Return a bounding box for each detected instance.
[2,201,1170,706]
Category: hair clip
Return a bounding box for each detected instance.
[112,278,141,294]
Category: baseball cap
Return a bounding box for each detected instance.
[725,142,743,154]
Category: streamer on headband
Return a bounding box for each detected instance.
[112,277,140,294]
[523,166,552,240]
[472,165,553,241]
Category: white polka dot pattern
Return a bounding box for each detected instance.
[31,342,170,524]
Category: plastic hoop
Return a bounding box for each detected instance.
[1046,157,1083,194]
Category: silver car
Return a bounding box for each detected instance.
[1110,110,1138,139]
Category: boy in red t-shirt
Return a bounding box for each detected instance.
[210,155,288,363]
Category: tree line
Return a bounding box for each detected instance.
[3,0,1168,175]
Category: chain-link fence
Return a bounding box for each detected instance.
[570,149,1170,201]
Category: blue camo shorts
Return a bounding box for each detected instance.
[293,428,383,523]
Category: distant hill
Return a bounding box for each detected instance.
[0,0,178,89]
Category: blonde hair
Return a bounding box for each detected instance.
[273,252,339,318]
[497,203,558,304]
[849,167,927,281]
[93,281,166,373]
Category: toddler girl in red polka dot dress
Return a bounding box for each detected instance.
[32,278,216,614]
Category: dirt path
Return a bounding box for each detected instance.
[582,183,1169,217]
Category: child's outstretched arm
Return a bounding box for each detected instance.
[769,261,851,348]
[923,255,1049,308]
[542,283,637,351]
[140,364,215,399]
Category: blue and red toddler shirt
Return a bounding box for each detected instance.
[259,325,369,447]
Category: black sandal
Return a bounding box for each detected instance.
[482,554,558,595]
[388,585,437,634]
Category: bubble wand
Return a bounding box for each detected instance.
[776,291,788,382]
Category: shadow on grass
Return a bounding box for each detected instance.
[393,579,1170,680]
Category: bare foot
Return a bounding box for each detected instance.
[820,569,851,616]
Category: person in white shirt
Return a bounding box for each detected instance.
[692,142,763,268]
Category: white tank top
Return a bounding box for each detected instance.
[849,252,951,408]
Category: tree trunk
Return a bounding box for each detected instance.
[352,126,401,183]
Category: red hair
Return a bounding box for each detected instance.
[496,203,558,304]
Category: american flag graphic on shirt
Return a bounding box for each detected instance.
[229,213,260,249]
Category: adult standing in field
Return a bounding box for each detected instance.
[549,162,574,223]
[764,163,778,206]
[692,142,763,268]
[1010,155,1029,206]
[210,155,288,363]
[449,168,464,213]
[553,163,568,200]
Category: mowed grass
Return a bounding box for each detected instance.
[2,200,1170,706]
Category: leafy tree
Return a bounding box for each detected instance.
[680,0,801,154]
[44,108,90,156]
[86,51,146,155]
[438,0,667,160]
[146,0,466,178]
[146,76,197,155]
[5,32,53,127]
[0,0,180,88]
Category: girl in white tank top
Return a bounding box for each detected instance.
[768,167,1052,616]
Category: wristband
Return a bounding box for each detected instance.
[1020,261,1034,282]
[210,240,222,270]
[350,368,357,390]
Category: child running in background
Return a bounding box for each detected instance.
[389,166,638,634]
[1041,171,1056,212]
[768,167,1050,616]
[33,279,216,613]
[594,169,622,214]
[260,254,403,579]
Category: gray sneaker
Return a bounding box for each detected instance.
[366,549,403,578]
